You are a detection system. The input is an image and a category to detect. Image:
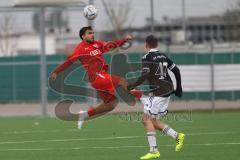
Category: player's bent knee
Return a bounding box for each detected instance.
[141,114,151,125]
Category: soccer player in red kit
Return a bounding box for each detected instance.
[50,26,142,128]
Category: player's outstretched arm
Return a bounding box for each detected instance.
[127,73,148,91]
[50,56,77,81]
[101,35,132,53]
[127,64,151,91]
[114,35,132,46]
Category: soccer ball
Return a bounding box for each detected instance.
[83,5,98,20]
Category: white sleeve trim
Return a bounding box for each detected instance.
[169,64,176,70]
[142,67,150,73]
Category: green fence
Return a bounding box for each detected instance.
[0,52,240,103]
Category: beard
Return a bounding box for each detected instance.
[86,38,94,43]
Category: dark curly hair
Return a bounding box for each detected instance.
[79,26,93,40]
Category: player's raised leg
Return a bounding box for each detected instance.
[77,75,143,129]
[77,98,118,129]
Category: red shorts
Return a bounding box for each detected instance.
[91,72,121,103]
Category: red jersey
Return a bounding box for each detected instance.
[53,39,126,82]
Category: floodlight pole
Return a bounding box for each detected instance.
[87,0,97,106]
[182,0,187,43]
[39,7,48,117]
[150,0,154,34]
[210,26,215,113]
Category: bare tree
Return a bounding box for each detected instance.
[101,0,134,39]
[0,14,16,56]
[223,0,240,41]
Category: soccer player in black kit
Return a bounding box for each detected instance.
[128,35,185,160]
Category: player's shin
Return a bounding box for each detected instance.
[162,125,178,140]
[77,108,107,129]
[78,107,96,121]
[142,114,159,153]
[78,107,104,121]
[79,100,117,121]
[147,131,158,153]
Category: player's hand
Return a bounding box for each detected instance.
[175,87,182,98]
[50,73,57,81]
[123,35,132,41]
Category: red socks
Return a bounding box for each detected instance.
[87,107,96,117]
[130,90,143,100]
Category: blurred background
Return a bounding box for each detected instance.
[0,0,240,117]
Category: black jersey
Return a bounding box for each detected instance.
[128,49,182,98]
[141,50,176,96]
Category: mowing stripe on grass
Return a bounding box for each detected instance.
[0,142,240,152]
[0,131,239,145]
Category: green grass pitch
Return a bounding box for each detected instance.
[0,111,239,160]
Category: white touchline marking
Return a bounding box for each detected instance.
[187,142,240,146]
[0,131,239,145]
[187,131,240,136]
[0,129,78,135]
[0,136,145,145]
[0,142,240,152]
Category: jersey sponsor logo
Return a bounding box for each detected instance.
[93,44,99,48]
[90,49,102,56]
